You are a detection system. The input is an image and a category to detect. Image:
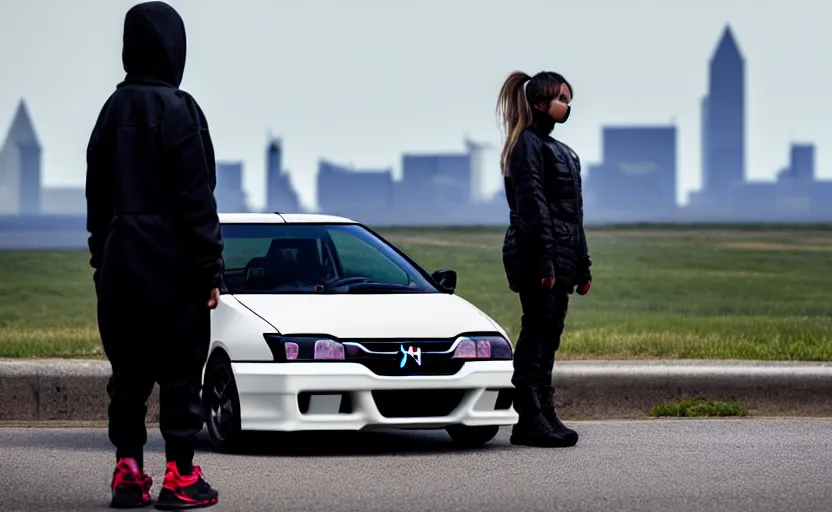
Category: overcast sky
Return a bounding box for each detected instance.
[1,0,830,210]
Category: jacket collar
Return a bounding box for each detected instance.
[528,106,556,137]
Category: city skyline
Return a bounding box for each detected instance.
[1,0,831,211]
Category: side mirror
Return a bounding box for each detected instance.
[431,269,457,293]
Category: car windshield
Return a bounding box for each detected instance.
[221,223,439,294]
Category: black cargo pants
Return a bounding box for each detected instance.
[97,293,210,471]
[511,287,569,390]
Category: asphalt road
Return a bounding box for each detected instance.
[1,419,830,512]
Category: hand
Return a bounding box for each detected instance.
[575,263,592,296]
[207,288,220,309]
[540,259,556,290]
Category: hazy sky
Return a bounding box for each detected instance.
[1,0,831,210]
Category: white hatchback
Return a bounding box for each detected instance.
[203,213,517,452]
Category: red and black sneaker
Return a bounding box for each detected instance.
[110,458,153,509]
[154,462,219,510]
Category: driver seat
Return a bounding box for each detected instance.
[267,238,327,284]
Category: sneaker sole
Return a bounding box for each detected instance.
[110,498,153,509]
[154,497,219,510]
[111,488,153,509]
[510,435,579,448]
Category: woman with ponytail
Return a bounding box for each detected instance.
[497,71,591,448]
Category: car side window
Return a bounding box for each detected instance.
[223,238,271,270]
[328,230,410,285]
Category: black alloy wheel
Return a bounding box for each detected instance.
[204,355,242,453]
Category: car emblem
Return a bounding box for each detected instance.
[399,345,422,368]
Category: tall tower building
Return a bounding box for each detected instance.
[265,137,300,213]
[0,99,42,215]
[464,139,494,204]
[702,25,745,204]
[700,96,709,190]
[789,144,815,182]
[215,161,248,212]
[266,138,283,212]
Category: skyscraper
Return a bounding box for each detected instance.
[700,96,709,189]
[789,144,815,182]
[701,25,745,204]
[265,138,300,213]
[0,99,41,215]
[316,160,393,218]
[396,152,471,213]
[465,139,496,204]
[266,138,282,212]
[587,125,677,215]
[215,161,248,213]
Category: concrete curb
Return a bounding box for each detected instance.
[0,359,160,422]
[1,359,831,422]
[554,360,832,419]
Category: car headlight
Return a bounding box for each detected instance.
[451,335,512,360]
[263,335,345,361]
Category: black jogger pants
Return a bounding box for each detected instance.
[98,295,210,470]
[511,288,570,390]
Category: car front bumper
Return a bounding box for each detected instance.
[230,360,518,431]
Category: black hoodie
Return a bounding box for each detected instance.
[85,1,223,309]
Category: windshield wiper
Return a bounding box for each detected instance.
[342,282,421,293]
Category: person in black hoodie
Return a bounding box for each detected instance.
[85,1,222,508]
[497,70,592,448]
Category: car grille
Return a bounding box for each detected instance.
[371,389,467,418]
[358,340,455,352]
[345,340,463,377]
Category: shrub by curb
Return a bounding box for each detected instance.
[649,397,749,418]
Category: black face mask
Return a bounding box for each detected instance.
[557,105,571,124]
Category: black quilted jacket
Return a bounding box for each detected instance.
[501,108,591,293]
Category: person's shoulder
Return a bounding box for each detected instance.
[519,128,545,149]
[554,139,580,162]
[162,89,209,130]
[88,91,121,142]
[170,88,200,106]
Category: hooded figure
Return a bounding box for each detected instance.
[85,2,221,508]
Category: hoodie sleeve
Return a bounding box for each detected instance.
[162,93,224,291]
[84,106,113,280]
[508,131,555,278]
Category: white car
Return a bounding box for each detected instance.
[203,213,517,452]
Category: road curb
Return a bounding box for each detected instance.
[554,360,832,419]
[1,359,831,422]
[0,359,160,422]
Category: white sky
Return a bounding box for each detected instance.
[1,0,830,210]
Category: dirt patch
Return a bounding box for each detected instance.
[556,353,667,361]
[719,241,832,252]
[700,269,770,278]
[593,229,832,242]
[387,236,492,249]
[802,237,832,245]
[651,268,771,278]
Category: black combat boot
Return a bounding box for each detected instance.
[510,387,577,448]
[538,385,578,446]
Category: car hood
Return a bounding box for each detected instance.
[232,293,502,339]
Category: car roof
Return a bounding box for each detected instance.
[218,212,358,225]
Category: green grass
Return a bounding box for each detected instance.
[2,225,832,359]
[649,398,750,418]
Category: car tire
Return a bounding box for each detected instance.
[445,424,500,448]
[203,355,243,454]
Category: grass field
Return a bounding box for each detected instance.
[1,225,832,360]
